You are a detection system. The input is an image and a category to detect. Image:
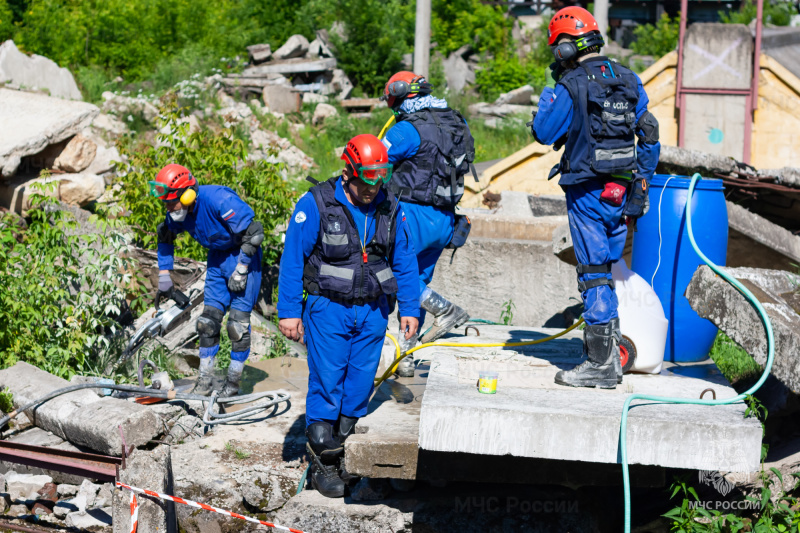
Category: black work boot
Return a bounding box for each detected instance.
[335,415,360,486]
[610,317,623,384]
[554,322,617,389]
[306,422,345,498]
[419,289,470,343]
[192,356,215,396]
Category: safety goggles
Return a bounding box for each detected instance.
[355,163,392,186]
[148,181,179,200]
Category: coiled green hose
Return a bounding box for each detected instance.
[620,173,775,532]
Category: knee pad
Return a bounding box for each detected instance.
[196,306,224,348]
[227,309,251,352]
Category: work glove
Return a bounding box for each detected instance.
[227,263,249,293]
[154,272,173,309]
[154,273,190,309]
[545,65,557,90]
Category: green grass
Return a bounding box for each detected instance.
[708,331,762,385]
[225,441,251,459]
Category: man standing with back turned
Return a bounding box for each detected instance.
[531,7,661,389]
[380,71,477,377]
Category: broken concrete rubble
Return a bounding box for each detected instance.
[468,101,534,118]
[53,133,97,173]
[112,447,173,533]
[0,362,161,456]
[0,88,99,178]
[0,40,83,100]
[247,43,272,64]
[312,102,338,125]
[274,34,310,60]
[101,91,158,123]
[442,46,475,94]
[495,84,534,106]
[0,172,105,215]
[262,84,301,114]
[686,265,800,392]
[727,201,800,269]
[5,472,53,501]
[307,38,334,59]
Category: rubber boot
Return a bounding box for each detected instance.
[306,422,345,498]
[610,317,623,384]
[192,356,215,396]
[335,415,360,486]
[419,288,470,344]
[554,322,617,389]
[221,360,244,397]
[395,323,417,378]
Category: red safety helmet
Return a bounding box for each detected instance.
[149,163,198,203]
[548,6,600,45]
[381,71,432,109]
[341,134,392,185]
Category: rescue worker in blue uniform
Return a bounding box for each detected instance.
[379,71,476,377]
[152,164,264,397]
[532,7,661,388]
[277,134,419,498]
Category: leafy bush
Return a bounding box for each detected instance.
[325,0,415,96]
[720,0,798,26]
[0,1,13,42]
[116,100,297,266]
[0,195,136,378]
[475,53,547,101]
[631,13,680,58]
[432,0,512,57]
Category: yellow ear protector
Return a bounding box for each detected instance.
[178,185,197,206]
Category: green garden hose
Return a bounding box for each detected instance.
[620,173,775,532]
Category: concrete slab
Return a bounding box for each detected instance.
[0,362,160,456]
[417,326,762,472]
[345,364,425,480]
[0,88,98,178]
[428,238,580,329]
[686,265,800,393]
[349,341,664,487]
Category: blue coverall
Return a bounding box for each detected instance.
[278,178,420,427]
[157,185,262,362]
[382,121,455,324]
[533,71,661,326]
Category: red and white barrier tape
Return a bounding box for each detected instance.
[116,481,306,533]
[129,491,138,533]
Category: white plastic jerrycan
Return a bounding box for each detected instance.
[611,259,668,374]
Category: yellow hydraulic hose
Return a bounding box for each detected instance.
[378,115,396,140]
[375,317,586,388]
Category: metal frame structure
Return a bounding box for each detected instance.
[675,0,763,163]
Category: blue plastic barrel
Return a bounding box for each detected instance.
[631,174,728,362]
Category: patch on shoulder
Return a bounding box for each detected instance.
[294,211,307,224]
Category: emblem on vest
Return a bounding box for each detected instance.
[605,101,629,110]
